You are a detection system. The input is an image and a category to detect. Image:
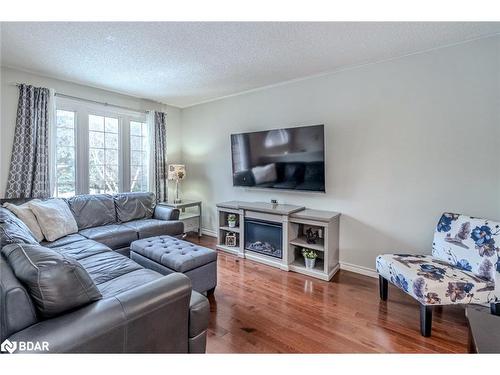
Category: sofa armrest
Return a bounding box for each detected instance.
[189,291,210,338]
[154,205,180,221]
[188,291,210,353]
[8,273,192,353]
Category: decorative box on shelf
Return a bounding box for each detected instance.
[216,201,244,257]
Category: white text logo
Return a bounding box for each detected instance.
[1,339,49,353]
[1,339,17,354]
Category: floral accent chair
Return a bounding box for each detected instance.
[376,213,500,337]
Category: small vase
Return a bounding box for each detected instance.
[304,257,316,269]
[228,221,236,228]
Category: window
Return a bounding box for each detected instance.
[53,98,150,197]
[54,110,76,197]
[88,115,120,194]
[130,121,149,192]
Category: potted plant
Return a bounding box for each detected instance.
[227,214,237,228]
[302,248,318,269]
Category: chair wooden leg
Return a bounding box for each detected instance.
[491,302,500,316]
[379,276,388,301]
[420,304,433,337]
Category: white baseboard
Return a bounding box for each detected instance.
[201,227,378,279]
[339,261,378,279]
[201,228,217,237]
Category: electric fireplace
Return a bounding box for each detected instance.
[244,218,283,259]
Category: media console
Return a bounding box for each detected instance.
[216,201,340,281]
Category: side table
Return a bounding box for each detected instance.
[159,199,202,237]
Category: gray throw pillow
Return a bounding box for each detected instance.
[3,200,45,242]
[0,207,38,247]
[1,243,102,319]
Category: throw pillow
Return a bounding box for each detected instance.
[0,207,39,247]
[3,201,45,242]
[2,244,102,318]
[28,199,78,242]
[2,243,102,319]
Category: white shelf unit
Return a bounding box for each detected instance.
[216,205,244,257]
[215,201,340,282]
[289,236,325,252]
[219,225,241,233]
[287,213,340,281]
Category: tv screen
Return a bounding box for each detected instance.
[231,124,325,192]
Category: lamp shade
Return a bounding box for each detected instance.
[168,164,186,181]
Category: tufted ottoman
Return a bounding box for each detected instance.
[130,235,217,295]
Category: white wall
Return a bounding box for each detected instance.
[180,36,500,272]
[1,37,499,272]
[0,66,182,198]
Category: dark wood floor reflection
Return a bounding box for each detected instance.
[186,234,468,353]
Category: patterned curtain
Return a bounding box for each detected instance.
[153,111,168,202]
[5,84,51,198]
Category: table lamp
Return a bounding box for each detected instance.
[168,164,186,203]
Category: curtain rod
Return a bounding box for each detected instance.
[55,92,150,114]
[11,82,150,114]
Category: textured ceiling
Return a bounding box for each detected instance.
[1,22,499,107]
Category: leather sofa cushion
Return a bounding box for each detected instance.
[79,224,138,250]
[2,243,102,319]
[114,192,155,223]
[77,250,143,285]
[66,194,117,230]
[0,207,38,247]
[123,219,184,238]
[130,236,217,272]
[52,239,112,261]
[49,236,163,299]
[41,233,87,248]
[0,253,38,341]
[55,239,164,299]
[97,268,161,298]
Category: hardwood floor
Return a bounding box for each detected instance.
[187,234,469,353]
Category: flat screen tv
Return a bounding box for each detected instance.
[231,124,325,192]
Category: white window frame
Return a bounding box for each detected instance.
[54,97,148,195]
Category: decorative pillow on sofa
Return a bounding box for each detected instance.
[28,199,78,242]
[1,243,102,319]
[0,207,39,247]
[3,200,45,242]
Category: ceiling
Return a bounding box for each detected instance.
[1,22,499,108]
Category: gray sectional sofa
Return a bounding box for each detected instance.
[0,192,210,353]
[62,192,184,256]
